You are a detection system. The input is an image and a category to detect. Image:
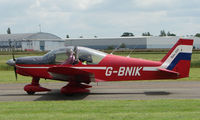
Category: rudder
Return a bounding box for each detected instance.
[160,39,193,78]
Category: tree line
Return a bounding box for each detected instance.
[66,30,200,38]
[121,30,200,37]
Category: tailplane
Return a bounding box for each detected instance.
[160,39,193,78]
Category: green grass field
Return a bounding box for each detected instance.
[0,100,200,120]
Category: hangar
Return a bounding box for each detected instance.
[65,36,200,50]
[0,32,199,51]
[65,37,147,49]
[0,32,64,51]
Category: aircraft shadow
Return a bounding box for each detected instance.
[144,91,171,95]
[0,90,171,101]
[0,89,89,101]
[35,90,171,101]
[34,90,90,101]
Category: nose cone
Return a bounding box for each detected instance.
[6,59,15,66]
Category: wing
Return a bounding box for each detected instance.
[48,67,95,83]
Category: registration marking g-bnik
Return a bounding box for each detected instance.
[105,67,143,77]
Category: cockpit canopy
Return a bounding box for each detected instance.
[43,46,107,65]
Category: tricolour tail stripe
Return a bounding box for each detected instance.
[166,53,192,70]
[161,39,193,63]
[161,45,193,70]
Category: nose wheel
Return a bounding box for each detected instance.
[24,77,51,95]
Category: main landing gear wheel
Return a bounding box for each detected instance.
[26,91,35,95]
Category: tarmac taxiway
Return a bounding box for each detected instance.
[0,81,200,101]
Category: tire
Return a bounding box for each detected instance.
[26,91,35,95]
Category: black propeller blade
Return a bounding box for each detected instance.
[9,39,17,80]
[14,65,17,80]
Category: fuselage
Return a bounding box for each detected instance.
[13,54,174,83]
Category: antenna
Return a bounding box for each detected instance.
[110,43,122,55]
[127,44,138,58]
[127,48,135,58]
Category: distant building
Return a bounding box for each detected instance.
[1,33,199,51]
[65,36,200,50]
[65,37,147,49]
[0,32,64,51]
[147,36,200,49]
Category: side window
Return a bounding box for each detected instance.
[43,47,74,65]
[90,54,103,64]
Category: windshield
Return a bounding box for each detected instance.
[43,46,107,65]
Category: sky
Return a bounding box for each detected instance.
[0,0,200,38]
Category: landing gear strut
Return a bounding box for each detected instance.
[24,77,51,95]
[61,81,92,94]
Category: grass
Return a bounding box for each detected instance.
[181,68,200,81]
[0,71,58,84]
[0,100,200,120]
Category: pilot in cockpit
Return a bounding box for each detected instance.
[79,54,92,65]
[62,49,75,65]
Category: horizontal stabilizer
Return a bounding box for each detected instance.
[158,68,179,78]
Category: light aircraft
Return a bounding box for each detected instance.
[7,39,193,95]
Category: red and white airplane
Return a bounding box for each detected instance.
[7,38,193,95]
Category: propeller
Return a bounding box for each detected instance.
[9,40,17,80]
[14,65,17,80]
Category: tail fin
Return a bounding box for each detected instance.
[160,39,194,78]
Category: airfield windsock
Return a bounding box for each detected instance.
[160,39,194,78]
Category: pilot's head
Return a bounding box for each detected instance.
[66,49,73,56]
